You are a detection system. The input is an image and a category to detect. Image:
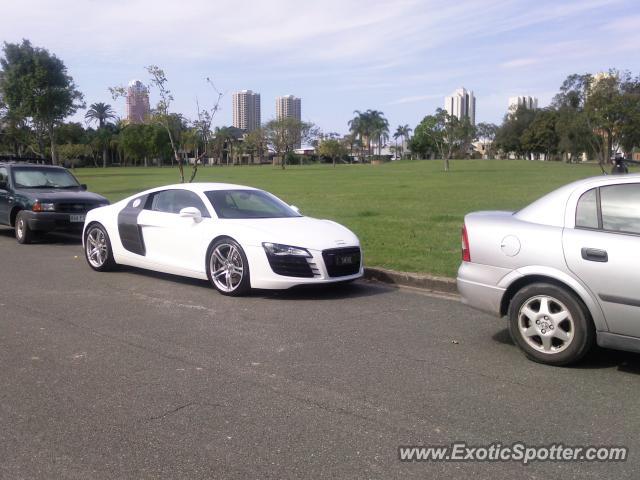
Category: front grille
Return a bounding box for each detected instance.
[266,254,315,278]
[322,247,361,277]
[56,202,94,213]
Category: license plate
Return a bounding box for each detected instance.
[336,255,355,266]
[70,214,86,223]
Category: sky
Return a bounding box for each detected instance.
[2,0,639,133]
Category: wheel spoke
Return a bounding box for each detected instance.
[521,306,537,320]
[522,325,538,338]
[553,328,570,342]
[538,297,550,316]
[540,335,553,351]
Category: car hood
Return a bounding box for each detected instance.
[224,216,360,251]
[19,189,108,203]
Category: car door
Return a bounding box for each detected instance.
[136,189,212,273]
[563,183,640,337]
[0,167,9,224]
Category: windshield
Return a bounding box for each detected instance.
[205,189,301,219]
[12,168,80,189]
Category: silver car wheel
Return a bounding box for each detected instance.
[86,227,108,268]
[518,295,574,354]
[210,243,244,292]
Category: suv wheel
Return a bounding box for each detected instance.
[508,283,594,366]
[15,211,34,244]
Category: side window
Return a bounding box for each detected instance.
[149,190,209,216]
[0,167,7,189]
[601,184,640,234]
[575,188,599,229]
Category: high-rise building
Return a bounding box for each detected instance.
[508,96,538,112]
[276,95,302,148]
[275,95,302,122]
[126,80,150,124]
[232,90,261,132]
[444,88,476,125]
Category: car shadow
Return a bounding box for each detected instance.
[112,266,391,300]
[0,227,82,245]
[492,326,640,373]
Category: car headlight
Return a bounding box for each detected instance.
[32,201,55,212]
[262,242,311,258]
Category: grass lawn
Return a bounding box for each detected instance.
[74,160,612,278]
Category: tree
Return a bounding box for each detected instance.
[264,117,318,169]
[0,40,84,164]
[409,115,439,159]
[553,71,640,167]
[521,109,559,160]
[475,122,498,159]
[494,106,537,159]
[393,124,412,159]
[244,128,267,164]
[110,66,222,181]
[317,138,347,167]
[85,102,117,168]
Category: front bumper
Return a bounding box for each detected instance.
[246,245,364,289]
[22,211,87,233]
[456,262,511,316]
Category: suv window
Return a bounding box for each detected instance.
[575,188,599,229]
[148,189,209,216]
[601,184,640,234]
[0,167,8,189]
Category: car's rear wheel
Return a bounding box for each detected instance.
[84,223,116,271]
[508,283,594,366]
[207,237,250,296]
[15,211,34,244]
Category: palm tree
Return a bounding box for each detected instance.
[85,102,117,168]
[368,110,389,156]
[394,124,413,159]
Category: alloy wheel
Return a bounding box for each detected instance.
[517,295,574,354]
[210,243,244,292]
[86,227,108,268]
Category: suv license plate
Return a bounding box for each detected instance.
[70,214,86,223]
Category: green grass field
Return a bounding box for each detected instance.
[74,160,610,278]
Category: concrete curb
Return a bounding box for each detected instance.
[364,267,458,294]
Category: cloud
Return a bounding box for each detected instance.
[387,94,444,105]
[500,58,540,69]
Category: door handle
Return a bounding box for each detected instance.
[581,248,608,262]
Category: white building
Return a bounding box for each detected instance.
[444,88,476,125]
[275,95,301,121]
[508,96,538,113]
[232,90,261,132]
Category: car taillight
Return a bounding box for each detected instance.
[461,225,471,262]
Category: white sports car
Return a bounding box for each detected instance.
[82,183,363,296]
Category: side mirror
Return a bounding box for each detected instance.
[80,184,87,191]
[179,207,203,222]
[290,205,300,214]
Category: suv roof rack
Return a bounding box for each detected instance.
[0,156,53,165]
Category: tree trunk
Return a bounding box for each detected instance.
[48,125,58,165]
[102,147,108,168]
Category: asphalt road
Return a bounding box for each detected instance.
[1,228,639,479]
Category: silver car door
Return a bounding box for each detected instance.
[563,184,640,337]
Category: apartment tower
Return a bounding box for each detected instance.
[232,90,261,132]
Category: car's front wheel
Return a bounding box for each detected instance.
[15,211,35,244]
[84,223,116,271]
[508,283,594,366]
[207,237,251,296]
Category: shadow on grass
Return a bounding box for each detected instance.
[492,326,640,374]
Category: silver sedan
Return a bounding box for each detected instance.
[457,173,640,365]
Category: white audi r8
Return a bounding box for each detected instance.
[82,183,363,295]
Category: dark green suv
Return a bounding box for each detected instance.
[0,162,109,244]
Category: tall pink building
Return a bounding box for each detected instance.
[126,80,150,124]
